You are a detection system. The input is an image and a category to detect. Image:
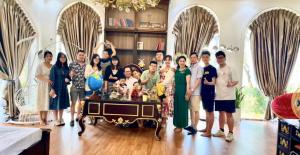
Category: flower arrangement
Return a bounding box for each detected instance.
[94,0,160,12]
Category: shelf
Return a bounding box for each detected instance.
[137,49,159,52]
[136,28,167,34]
[116,48,135,52]
[105,27,167,34]
[115,49,161,52]
[105,27,136,33]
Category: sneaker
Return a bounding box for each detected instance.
[58,119,65,126]
[70,120,74,127]
[187,128,197,135]
[225,133,234,142]
[213,130,225,137]
[184,126,194,132]
[54,120,61,126]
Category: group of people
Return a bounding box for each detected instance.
[35,40,238,142]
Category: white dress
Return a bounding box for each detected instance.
[35,63,51,111]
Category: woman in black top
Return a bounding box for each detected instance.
[104,56,124,92]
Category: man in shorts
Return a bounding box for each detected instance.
[184,52,203,135]
[69,50,86,127]
[213,51,238,142]
[199,51,217,137]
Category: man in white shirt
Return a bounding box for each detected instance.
[123,66,138,91]
[184,52,203,135]
[213,51,238,142]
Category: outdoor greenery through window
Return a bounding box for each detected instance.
[242,29,300,119]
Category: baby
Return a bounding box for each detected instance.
[131,81,143,99]
[117,78,128,95]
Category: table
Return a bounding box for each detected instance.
[78,97,163,140]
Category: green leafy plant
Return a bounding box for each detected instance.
[235,87,245,109]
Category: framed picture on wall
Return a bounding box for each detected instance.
[137,42,144,50]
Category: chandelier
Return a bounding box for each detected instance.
[94,0,160,12]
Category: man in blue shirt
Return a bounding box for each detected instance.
[199,51,217,137]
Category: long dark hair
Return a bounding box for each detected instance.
[176,56,187,69]
[55,52,68,68]
[90,54,101,71]
[111,56,121,70]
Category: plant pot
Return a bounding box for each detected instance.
[234,108,241,125]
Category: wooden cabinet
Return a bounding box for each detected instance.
[104,0,169,68]
[277,119,300,155]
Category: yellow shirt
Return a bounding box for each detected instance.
[156,82,165,96]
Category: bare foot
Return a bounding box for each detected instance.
[201,132,212,137]
[198,128,207,132]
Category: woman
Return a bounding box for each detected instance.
[104,56,124,93]
[35,51,53,125]
[85,54,102,96]
[49,52,70,126]
[173,56,191,132]
[160,55,175,126]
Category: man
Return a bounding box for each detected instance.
[184,52,203,135]
[141,61,160,90]
[213,50,238,142]
[69,50,86,127]
[199,51,217,137]
[155,50,164,70]
[124,66,138,91]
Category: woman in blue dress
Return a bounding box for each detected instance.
[49,52,71,126]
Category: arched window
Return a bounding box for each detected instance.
[242,8,300,119]
[56,2,102,62]
[173,6,219,56]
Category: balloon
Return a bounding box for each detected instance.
[272,93,298,119]
[272,87,300,119]
[291,88,300,118]
[87,74,103,91]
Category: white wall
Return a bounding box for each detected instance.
[167,0,300,83]
[17,0,105,54]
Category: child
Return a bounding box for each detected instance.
[117,78,128,96]
[156,73,166,102]
[131,81,142,99]
[156,73,168,127]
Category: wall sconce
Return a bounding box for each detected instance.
[219,44,240,53]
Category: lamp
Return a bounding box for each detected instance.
[94,0,160,12]
[219,44,240,53]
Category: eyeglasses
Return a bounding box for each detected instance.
[216,56,225,59]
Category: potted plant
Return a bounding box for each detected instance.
[234,87,245,124]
